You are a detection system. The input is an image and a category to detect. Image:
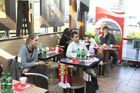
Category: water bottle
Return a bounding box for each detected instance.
[0,73,6,93]
[39,43,42,53]
[124,61,128,67]
[81,49,85,60]
[6,73,13,93]
[76,48,80,60]
[43,46,46,57]
[107,40,110,46]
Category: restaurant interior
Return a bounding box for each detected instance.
[0,0,140,93]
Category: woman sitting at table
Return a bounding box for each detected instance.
[18,33,47,89]
[59,28,72,57]
[66,30,103,92]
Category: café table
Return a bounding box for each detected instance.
[38,51,60,62]
[0,80,48,93]
[103,45,120,62]
[60,57,99,93]
[60,57,99,68]
[94,45,120,62]
[94,45,120,76]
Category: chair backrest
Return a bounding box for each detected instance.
[24,73,48,80]
[53,46,61,53]
[8,57,23,80]
[53,45,66,58]
[24,73,48,89]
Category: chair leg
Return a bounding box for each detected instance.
[53,68,58,84]
[84,83,86,93]
[101,65,103,76]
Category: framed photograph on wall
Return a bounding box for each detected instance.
[40,0,65,27]
[0,0,16,30]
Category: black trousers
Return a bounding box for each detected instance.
[109,51,119,64]
[86,77,96,93]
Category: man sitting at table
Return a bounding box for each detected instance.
[99,26,120,65]
[66,30,103,91]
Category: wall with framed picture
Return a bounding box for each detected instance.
[0,0,16,30]
[40,0,65,27]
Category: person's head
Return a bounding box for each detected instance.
[63,28,72,37]
[70,30,79,43]
[26,33,39,47]
[102,26,109,34]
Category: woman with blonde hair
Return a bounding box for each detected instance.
[18,33,47,89]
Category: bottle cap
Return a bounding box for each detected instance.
[1,73,4,76]
[7,73,11,76]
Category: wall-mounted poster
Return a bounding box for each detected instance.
[40,0,65,27]
[0,0,16,30]
[0,0,6,18]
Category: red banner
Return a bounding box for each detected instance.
[95,0,125,63]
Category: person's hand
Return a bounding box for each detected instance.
[103,32,108,38]
[22,68,29,74]
[38,61,45,65]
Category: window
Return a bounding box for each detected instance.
[57,0,69,32]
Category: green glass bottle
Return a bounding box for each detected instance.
[124,61,128,67]
[6,73,13,93]
[43,46,46,57]
[76,48,80,60]
[107,40,110,46]
[0,73,6,93]
[39,43,42,53]
[81,49,85,60]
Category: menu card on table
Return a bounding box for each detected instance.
[13,82,35,93]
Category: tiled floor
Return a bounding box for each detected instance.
[47,65,140,93]
[98,65,140,93]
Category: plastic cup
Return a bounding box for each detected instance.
[19,77,27,87]
[103,44,106,48]
[110,44,113,48]
[103,44,106,46]
[46,47,49,53]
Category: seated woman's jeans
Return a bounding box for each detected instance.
[95,53,104,61]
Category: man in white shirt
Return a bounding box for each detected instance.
[66,34,89,58]
[66,30,103,92]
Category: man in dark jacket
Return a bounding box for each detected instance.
[100,26,117,45]
[99,26,119,65]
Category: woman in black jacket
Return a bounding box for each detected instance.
[59,28,72,57]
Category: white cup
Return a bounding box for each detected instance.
[46,47,50,53]
[19,77,27,87]
[103,44,106,46]
[110,44,113,48]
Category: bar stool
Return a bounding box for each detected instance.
[48,62,58,84]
